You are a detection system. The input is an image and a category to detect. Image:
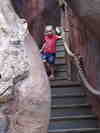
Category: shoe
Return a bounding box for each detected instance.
[49,74,55,80]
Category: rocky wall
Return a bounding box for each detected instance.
[67,6,100,120]
[11,0,60,46]
[0,0,51,132]
[70,0,100,40]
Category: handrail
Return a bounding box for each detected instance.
[61,28,100,96]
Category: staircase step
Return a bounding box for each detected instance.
[56,40,64,46]
[57,43,64,46]
[55,71,68,78]
[51,86,85,96]
[51,104,94,117]
[52,93,86,98]
[50,80,81,87]
[55,68,66,72]
[49,115,97,130]
[48,128,100,133]
[55,58,65,65]
[51,86,84,95]
[54,76,68,80]
[52,95,87,106]
[56,46,65,52]
[56,52,65,58]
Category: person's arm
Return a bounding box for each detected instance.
[56,35,62,40]
[40,43,46,52]
[40,37,46,52]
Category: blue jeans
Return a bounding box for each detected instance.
[41,53,56,64]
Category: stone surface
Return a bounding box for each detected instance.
[11,0,60,46]
[70,0,100,39]
[0,0,50,133]
[70,0,100,16]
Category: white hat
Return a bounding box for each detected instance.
[45,25,53,34]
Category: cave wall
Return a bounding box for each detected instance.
[12,0,60,46]
[85,34,100,120]
[68,0,100,91]
[70,0,100,16]
[70,0,100,40]
[28,0,60,46]
[66,4,100,120]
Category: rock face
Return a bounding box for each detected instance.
[70,0,100,39]
[69,0,100,119]
[11,0,60,46]
[0,0,50,133]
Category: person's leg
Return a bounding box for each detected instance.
[44,61,50,76]
[41,53,48,72]
[49,64,55,79]
[48,54,56,80]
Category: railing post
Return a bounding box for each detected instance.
[60,2,71,80]
[65,5,72,81]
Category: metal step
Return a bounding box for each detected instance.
[54,76,68,80]
[50,80,81,88]
[51,86,85,96]
[56,52,65,58]
[52,95,87,106]
[49,115,97,130]
[55,71,68,78]
[55,67,67,72]
[55,58,66,65]
[57,39,63,42]
[56,43,64,47]
[48,128,100,133]
[56,41,64,46]
[56,46,65,52]
[51,104,94,117]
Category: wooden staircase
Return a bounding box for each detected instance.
[48,39,100,133]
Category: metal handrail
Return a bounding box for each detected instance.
[62,30,100,95]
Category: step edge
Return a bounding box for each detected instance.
[50,115,96,120]
[51,81,81,86]
[52,104,90,109]
[56,49,65,52]
[53,78,69,80]
[52,94,86,98]
[48,128,100,133]
[56,56,65,59]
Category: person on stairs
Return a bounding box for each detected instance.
[40,25,61,80]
